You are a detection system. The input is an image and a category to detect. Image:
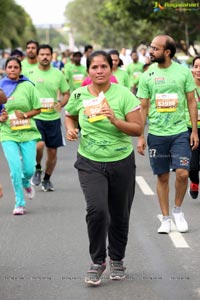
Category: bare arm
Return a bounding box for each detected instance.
[15,108,41,119]
[60,91,70,107]
[65,115,79,141]
[99,103,143,136]
[0,89,7,104]
[186,90,199,150]
[54,91,70,112]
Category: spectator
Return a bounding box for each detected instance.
[80,44,93,67]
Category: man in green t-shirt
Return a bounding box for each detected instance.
[137,34,199,234]
[21,40,39,77]
[65,51,87,93]
[29,44,70,192]
[126,50,144,94]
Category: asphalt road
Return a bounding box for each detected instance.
[0,133,200,300]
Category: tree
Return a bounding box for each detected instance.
[65,0,200,54]
[0,0,37,49]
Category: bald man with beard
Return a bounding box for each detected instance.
[137,35,198,234]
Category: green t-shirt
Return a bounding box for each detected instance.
[28,67,69,121]
[0,81,41,142]
[188,85,200,128]
[126,62,144,88]
[65,84,140,162]
[21,59,38,78]
[113,68,130,88]
[137,61,196,136]
[196,87,200,127]
[65,65,87,92]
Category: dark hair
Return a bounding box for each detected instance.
[131,49,137,55]
[164,37,176,58]
[86,50,113,71]
[37,44,53,55]
[73,51,82,58]
[5,57,22,70]
[26,40,39,49]
[109,49,123,67]
[84,44,93,52]
[192,56,200,66]
[11,49,24,57]
[109,49,120,56]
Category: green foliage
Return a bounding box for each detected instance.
[36,27,69,49]
[0,0,37,49]
[65,0,200,53]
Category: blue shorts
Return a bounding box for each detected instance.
[147,131,191,175]
[35,119,66,148]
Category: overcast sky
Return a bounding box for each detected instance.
[16,0,71,25]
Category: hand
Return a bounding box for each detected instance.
[190,132,199,150]
[100,104,116,123]
[54,102,62,112]
[66,128,79,141]
[0,110,8,122]
[15,110,24,119]
[137,136,146,155]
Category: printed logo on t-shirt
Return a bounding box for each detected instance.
[154,77,165,84]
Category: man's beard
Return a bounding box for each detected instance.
[150,54,165,64]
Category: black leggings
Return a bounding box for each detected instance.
[188,127,200,184]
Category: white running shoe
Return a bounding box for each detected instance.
[24,186,35,199]
[157,218,171,234]
[172,210,188,233]
[13,206,25,215]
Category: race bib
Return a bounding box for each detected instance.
[9,114,31,130]
[40,98,54,113]
[83,91,108,123]
[72,74,84,84]
[197,109,200,125]
[156,93,178,112]
[133,71,142,79]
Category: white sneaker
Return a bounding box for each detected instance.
[24,186,35,199]
[157,219,171,234]
[13,206,25,215]
[172,210,188,233]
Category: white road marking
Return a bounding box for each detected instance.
[157,215,189,248]
[136,176,155,195]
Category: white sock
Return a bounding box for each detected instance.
[173,206,181,213]
[163,215,170,221]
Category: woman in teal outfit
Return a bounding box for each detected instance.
[0,88,7,197]
[0,57,41,215]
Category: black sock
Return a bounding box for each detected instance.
[36,164,42,170]
[43,173,50,181]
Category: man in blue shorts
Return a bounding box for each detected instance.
[29,44,70,191]
[137,34,199,234]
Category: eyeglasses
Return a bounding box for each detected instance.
[148,46,164,52]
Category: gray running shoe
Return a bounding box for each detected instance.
[109,260,126,280]
[31,169,42,186]
[84,263,106,286]
[42,179,54,192]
